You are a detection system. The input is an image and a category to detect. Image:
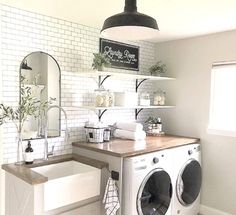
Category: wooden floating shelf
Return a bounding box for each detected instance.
[64,105,175,111]
[73,70,176,120]
[77,70,175,81]
[64,105,175,120]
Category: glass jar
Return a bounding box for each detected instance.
[153,90,166,106]
[94,87,109,107]
[103,128,111,142]
[108,90,114,107]
[140,93,150,106]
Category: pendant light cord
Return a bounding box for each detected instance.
[124,0,137,12]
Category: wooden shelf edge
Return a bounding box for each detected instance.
[77,70,175,81]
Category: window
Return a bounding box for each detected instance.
[208,62,236,136]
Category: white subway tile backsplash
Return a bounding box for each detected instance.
[1,4,157,163]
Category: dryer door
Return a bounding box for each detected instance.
[137,168,172,215]
[176,159,202,206]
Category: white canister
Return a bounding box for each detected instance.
[140,93,150,106]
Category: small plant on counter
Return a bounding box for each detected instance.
[149,61,167,76]
[92,53,111,71]
[145,116,160,125]
[145,116,163,136]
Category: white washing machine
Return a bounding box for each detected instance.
[122,149,174,215]
[172,143,202,215]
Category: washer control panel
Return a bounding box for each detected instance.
[153,157,159,164]
[133,158,147,171]
[127,151,167,172]
[152,154,165,164]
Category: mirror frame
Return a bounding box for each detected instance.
[19,51,62,140]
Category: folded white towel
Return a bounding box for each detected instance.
[103,177,120,215]
[115,122,143,132]
[114,129,146,140]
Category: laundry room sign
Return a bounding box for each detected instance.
[99,38,139,71]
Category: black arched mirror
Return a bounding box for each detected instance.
[20,51,61,140]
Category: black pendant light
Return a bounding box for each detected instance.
[21,60,32,70]
[101,0,159,41]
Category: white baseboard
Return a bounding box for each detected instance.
[200,205,232,215]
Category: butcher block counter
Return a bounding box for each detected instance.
[72,135,200,158]
[2,153,108,185]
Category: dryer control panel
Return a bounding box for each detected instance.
[188,144,201,155]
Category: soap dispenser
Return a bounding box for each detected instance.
[157,117,162,133]
[25,141,34,165]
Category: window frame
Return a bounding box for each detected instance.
[207,61,236,137]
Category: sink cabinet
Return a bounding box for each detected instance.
[32,161,101,211]
[5,161,102,215]
[5,172,44,215]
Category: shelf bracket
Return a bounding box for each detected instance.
[98,109,108,121]
[99,75,111,87]
[136,79,148,92]
[135,108,144,120]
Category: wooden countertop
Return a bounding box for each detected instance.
[2,154,108,185]
[72,135,200,157]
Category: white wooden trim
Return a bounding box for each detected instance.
[0,8,4,215]
[64,105,175,111]
[200,205,232,215]
[207,128,236,137]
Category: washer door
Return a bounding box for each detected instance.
[176,159,202,206]
[137,168,172,215]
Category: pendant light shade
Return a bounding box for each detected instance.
[101,0,159,40]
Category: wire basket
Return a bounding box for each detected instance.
[85,126,106,143]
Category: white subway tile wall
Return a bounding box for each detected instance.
[1,4,157,163]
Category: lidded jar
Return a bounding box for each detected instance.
[94,87,109,107]
[140,93,150,106]
[153,90,166,106]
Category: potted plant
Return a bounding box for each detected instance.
[148,61,167,76]
[92,53,111,71]
[145,116,162,135]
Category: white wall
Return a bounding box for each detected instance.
[0,4,156,214]
[0,9,5,215]
[0,0,123,29]
[0,4,155,163]
[156,29,236,214]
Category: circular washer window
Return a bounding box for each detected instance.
[137,168,172,215]
[176,159,202,206]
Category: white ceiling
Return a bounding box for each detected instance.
[1,0,236,42]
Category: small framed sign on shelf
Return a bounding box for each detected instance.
[99,38,139,71]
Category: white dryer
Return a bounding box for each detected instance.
[122,149,174,215]
[172,143,202,215]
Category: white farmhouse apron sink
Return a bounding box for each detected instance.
[32,161,101,211]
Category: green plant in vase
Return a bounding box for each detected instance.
[145,116,160,124]
[145,116,162,135]
[92,53,111,71]
[0,76,52,164]
[149,61,167,76]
